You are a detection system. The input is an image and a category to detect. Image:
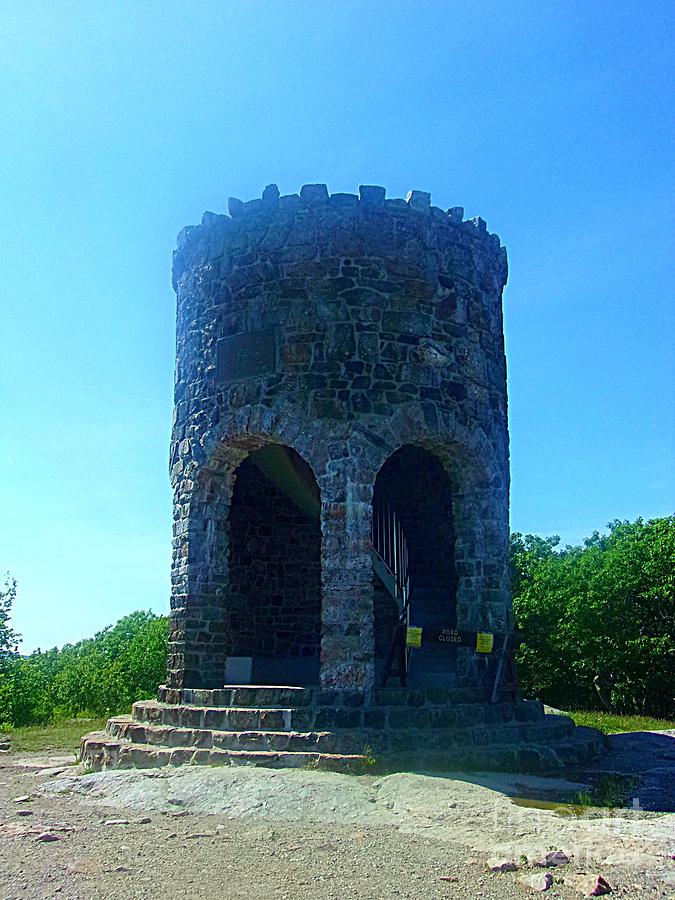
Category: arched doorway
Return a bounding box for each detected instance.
[372,445,456,686]
[225,444,322,686]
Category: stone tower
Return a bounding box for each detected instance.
[168,183,510,694]
[80,185,605,773]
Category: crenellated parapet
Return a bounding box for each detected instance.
[173,183,507,292]
[171,184,509,468]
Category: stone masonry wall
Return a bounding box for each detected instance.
[226,456,321,661]
[168,183,511,692]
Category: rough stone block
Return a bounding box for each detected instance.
[228,197,244,217]
[314,708,362,730]
[359,185,386,208]
[300,183,329,205]
[262,183,280,206]
[406,190,431,210]
[363,708,386,729]
[199,708,225,729]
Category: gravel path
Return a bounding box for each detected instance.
[1,750,674,899]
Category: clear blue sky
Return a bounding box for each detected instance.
[1,1,673,652]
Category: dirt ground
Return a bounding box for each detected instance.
[1,744,674,900]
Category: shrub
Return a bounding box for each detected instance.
[512,516,675,717]
[1,611,168,727]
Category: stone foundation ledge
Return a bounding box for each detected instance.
[106,713,576,755]
[80,723,605,776]
[80,732,367,774]
[134,697,545,732]
[157,685,519,710]
[80,687,607,776]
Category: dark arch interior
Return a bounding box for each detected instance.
[372,444,456,684]
[226,444,321,686]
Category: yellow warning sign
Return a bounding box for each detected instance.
[475,632,494,653]
[406,626,423,648]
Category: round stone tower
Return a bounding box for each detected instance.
[80,184,607,774]
[168,183,511,695]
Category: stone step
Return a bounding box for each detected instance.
[81,726,599,777]
[132,698,541,732]
[553,726,608,767]
[133,700,313,732]
[369,686,497,706]
[158,685,313,709]
[390,743,567,774]
[80,732,367,774]
[111,710,574,756]
[376,724,602,773]
[108,718,349,754]
[157,685,511,708]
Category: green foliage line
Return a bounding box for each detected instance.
[512,516,674,718]
[0,610,168,727]
[563,711,675,734]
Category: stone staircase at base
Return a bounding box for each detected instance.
[79,734,366,773]
[80,686,607,775]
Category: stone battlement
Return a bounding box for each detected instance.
[172,183,507,292]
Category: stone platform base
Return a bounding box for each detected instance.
[80,686,606,775]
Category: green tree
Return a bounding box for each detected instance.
[512,517,675,717]
[0,574,21,727]
[0,574,20,662]
[3,610,168,727]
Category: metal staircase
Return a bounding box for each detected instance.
[371,496,412,685]
[371,495,410,619]
[372,497,462,688]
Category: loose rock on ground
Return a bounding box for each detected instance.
[1,749,674,899]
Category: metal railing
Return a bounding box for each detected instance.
[372,496,411,626]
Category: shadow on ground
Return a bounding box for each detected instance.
[411,729,675,813]
[590,730,675,812]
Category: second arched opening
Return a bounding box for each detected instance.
[372,444,457,686]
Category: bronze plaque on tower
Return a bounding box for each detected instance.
[216,329,277,383]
